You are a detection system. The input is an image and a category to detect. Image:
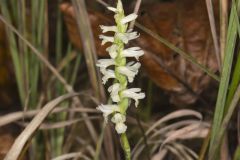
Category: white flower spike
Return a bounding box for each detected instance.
[96,0,144,136]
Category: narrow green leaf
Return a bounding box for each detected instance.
[209,0,240,157]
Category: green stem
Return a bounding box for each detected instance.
[120,133,131,160]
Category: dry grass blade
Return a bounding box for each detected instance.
[0,107,67,127]
[129,0,142,29]
[152,148,168,160]
[16,116,100,130]
[162,123,208,146]
[51,152,90,160]
[0,107,99,127]
[150,120,203,139]
[146,110,202,135]
[220,0,228,63]
[71,0,106,101]
[205,0,221,70]
[4,93,79,160]
[132,110,204,159]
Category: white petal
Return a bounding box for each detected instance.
[122,47,144,60]
[116,0,124,12]
[111,113,126,124]
[116,31,139,44]
[117,62,141,83]
[107,7,117,12]
[96,59,115,68]
[122,88,145,107]
[101,69,116,84]
[116,33,129,44]
[115,122,127,134]
[100,25,118,33]
[99,35,114,45]
[127,62,141,71]
[106,44,118,59]
[121,13,138,24]
[108,83,121,102]
[97,104,120,121]
[118,66,136,83]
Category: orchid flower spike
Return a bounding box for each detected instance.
[96,0,145,135]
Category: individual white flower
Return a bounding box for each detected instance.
[101,69,116,84]
[121,88,145,107]
[108,83,121,102]
[116,30,139,44]
[126,61,141,70]
[106,44,118,59]
[122,47,144,60]
[111,113,126,124]
[115,122,127,134]
[99,35,114,45]
[121,13,138,24]
[100,25,118,33]
[97,104,120,121]
[107,0,123,13]
[118,62,141,82]
[96,59,115,73]
[107,7,118,12]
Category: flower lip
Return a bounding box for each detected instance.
[97,104,120,121]
[96,59,115,71]
[117,62,141,83]
[122,47,144,60]
[120,13,138,24]
[121,88,145,107]
[116,31,140,44]
[100,25,118,33]
[99,35,114,45]
[101,69,116,84]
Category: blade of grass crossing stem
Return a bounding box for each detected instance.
[209,0,240,157]
[135,22,220,82]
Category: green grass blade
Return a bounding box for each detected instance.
[234,146,240,160]
[209,0,240,157]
